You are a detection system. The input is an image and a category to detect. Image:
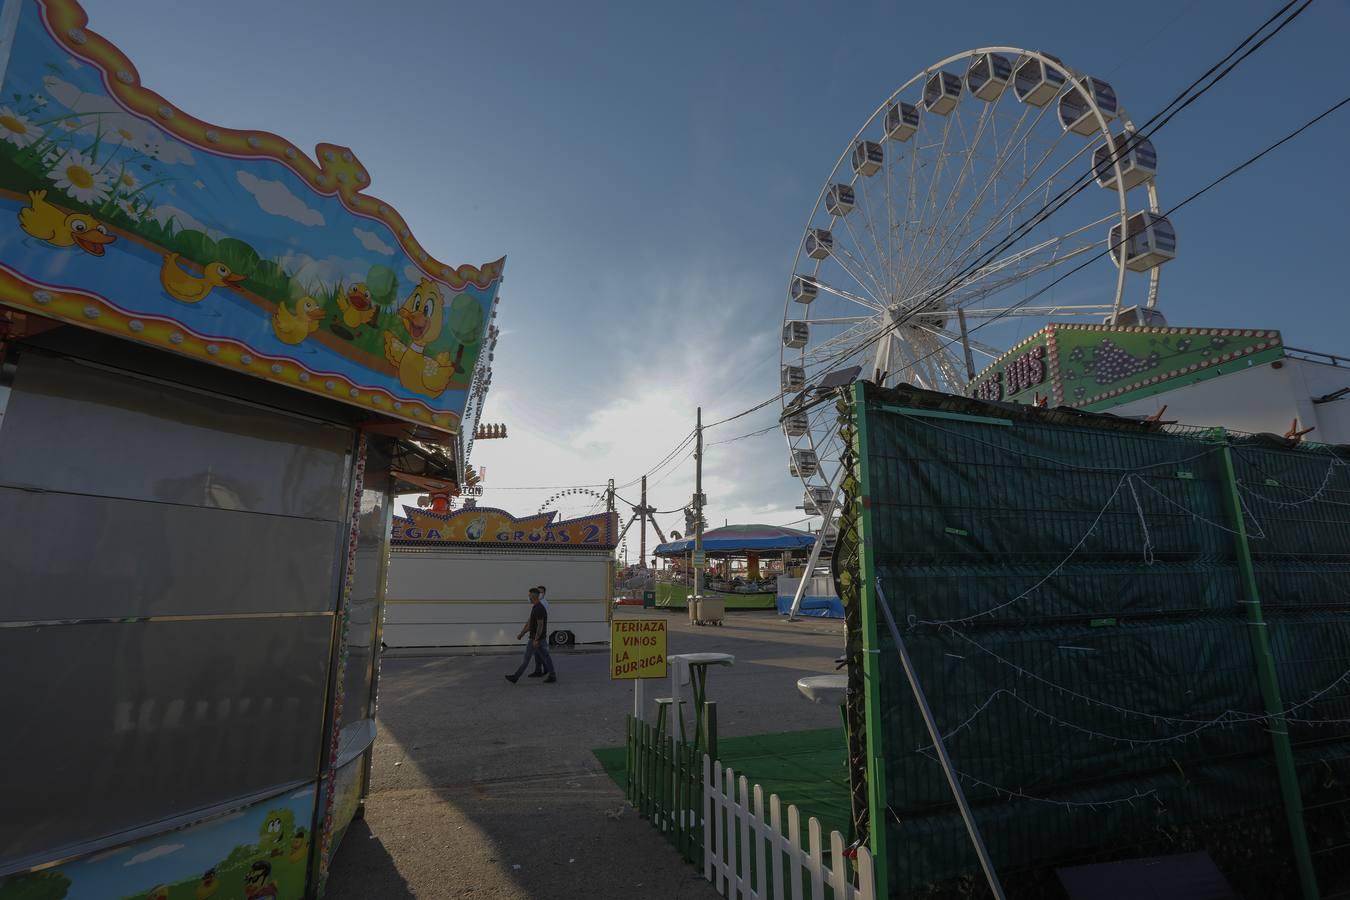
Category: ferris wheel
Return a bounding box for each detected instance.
[781,48,1177,525]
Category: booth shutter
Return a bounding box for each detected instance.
[0,352,353,869]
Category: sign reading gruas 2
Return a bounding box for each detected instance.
[392,506,618,549]
[0,0,503,435]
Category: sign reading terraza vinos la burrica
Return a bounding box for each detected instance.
[610,619,667,679]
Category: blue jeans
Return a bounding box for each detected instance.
[512,639,554,677]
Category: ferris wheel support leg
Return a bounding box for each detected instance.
[788,486,841,621]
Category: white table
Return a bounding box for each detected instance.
[796,673,848,706]
[668,651,734,756]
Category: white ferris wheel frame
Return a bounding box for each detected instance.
[780,47,1166,512]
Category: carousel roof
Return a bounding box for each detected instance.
[654,523,816,555]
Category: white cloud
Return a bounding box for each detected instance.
[279,252,369,287]
[125,843,183,866]
[403,263,424,286]
[65,56,82,70]
[150,205,224,241]
[236,171,324,227]
[353,227,395,256]
[43,76,193,166]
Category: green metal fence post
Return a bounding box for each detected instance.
[702,700,718,764]
[853,380,892,898]
[1218,430,1319,900]
[626,715,634,805]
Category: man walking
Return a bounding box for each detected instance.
[506,587,555,684]
[527,585,550,677]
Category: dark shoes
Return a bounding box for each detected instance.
[505,674,519,684]
[543,674,557,683]
[527,671,544,678]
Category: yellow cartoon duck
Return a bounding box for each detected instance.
[160,254,244,303]
[288,827,309,865]
[18,190,116,255]
[272,296,325,345]
[195,868,220,900]
[383,279,457,398]
[336,282,377,331]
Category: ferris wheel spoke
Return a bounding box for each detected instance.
[905,99,1047,293]
[907,114,959,281]
[813,278,888,313]
[836,213,893,302]
[853,171,900,294]
[823,244,889,309]
[914,322,1002,359]
[904,95,997,291]
[917,89,1008,280]
[907,207,1112,311]
[956,304,1116,319]
[914,102,1085,295]
[805,320,880,368]
[940,241,1101,311]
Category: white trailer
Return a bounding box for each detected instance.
[385,546,612,648]
[1106,347,1350,443]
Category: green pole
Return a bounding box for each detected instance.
[1217,431,1319,900]
[853,381,891,897]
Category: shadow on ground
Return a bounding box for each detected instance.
[326,817,415,898]
[325,609,846,899]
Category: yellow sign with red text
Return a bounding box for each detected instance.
[610,619,668,680]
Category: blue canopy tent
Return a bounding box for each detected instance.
[653,523,816,555]
[654,524,842,616]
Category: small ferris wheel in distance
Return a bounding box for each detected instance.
[781,47,1177,532]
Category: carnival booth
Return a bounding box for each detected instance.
[969,323,1348,443]
[0,3,502,896]
[654,523,816,610]
[385,506,617,648]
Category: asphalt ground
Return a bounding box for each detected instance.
[326,607,846,899]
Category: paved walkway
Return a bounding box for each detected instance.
[327,609,846,898]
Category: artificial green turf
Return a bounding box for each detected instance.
[593,727,852,838]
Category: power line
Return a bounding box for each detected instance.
[888,89,1350,381]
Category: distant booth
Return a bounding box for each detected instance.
[0,2,502,897]
[384,506,618,647]
[654,524,816,610]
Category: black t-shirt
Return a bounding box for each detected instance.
[527,602,548,641]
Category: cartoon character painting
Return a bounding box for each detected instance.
[336,282,377,331]
[160,254,245,303]
[243,860,279,899]
[288,828,309,865]
[272,296,325,345]
[259,811,289,857]
[288,831,309,863]
[195,867,220,899]
[383,279,460,398]
[18,189,115,254]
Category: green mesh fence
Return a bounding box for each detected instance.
[844,382,1350,898]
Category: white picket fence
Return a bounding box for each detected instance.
[702,754,876,900]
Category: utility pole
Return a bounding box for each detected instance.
[640,475,648,568]
[693,407,704,600]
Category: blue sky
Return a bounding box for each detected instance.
[81,0,1350,545]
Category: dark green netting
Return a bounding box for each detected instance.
[845,383,1350,897]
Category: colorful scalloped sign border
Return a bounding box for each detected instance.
[37,0,504,294]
